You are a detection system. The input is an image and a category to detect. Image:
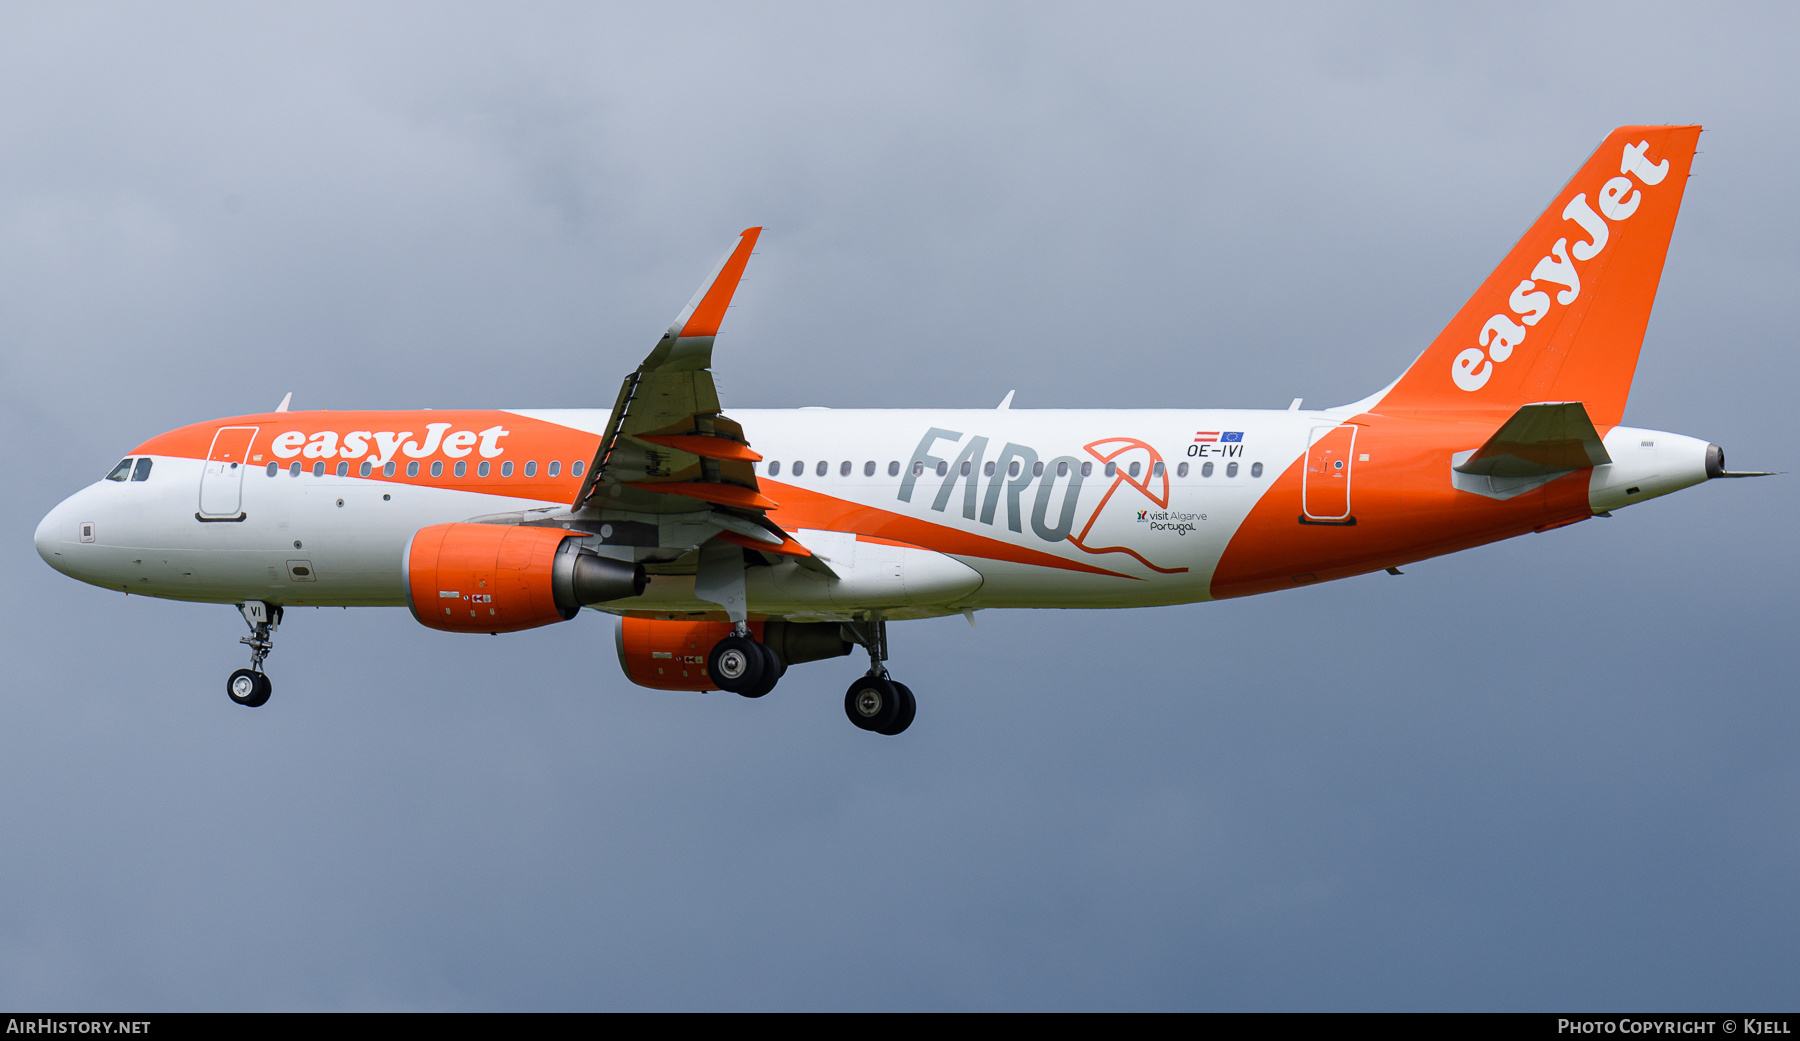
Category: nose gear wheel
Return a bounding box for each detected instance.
[227,668,271,708]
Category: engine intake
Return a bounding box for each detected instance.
[406,522,647,634]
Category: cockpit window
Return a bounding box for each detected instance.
[131,458,153,482]
[106,458,133,482]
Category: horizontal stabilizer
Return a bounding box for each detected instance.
[1453,401,1611,478]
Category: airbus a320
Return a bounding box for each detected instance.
[36,125,1767,735]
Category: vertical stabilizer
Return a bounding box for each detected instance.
[1371,126,1701,426]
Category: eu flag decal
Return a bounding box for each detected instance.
[1221,432,1244,443]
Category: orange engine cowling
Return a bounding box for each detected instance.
[615,618,754,690]
[405,522,647,634]
[614,617,855,691]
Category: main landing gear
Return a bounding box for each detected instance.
[701,615,915,735]
[708,626,784,699]
[842,616,915,737]
[228,601,281,708]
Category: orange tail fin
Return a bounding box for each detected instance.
[1372,126,1701,426]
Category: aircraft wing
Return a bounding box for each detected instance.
[569,228,817,562]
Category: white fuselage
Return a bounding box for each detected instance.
[35,407,1712,620]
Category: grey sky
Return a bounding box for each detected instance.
[1,2,1794,1010]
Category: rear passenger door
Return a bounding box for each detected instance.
[1301,425,1356,523]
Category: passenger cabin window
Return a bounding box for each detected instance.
[1128,461,1140,478]
[1202,461,1214,477]
[268,462,280,477]
[888,461,900,477]
[1177,462,1189,477]
[430,461,443,477]
[406,462,420,477]
[290,461,302,477]
[313,461,325,477]
[572,460,584,477]
[864,461,876,477]
[960,461,972,476]
[360,462,372,477]
[1226,462,1239,478]
[524,461,537,477]
[983,461,995,477]
[501,461,513,477]
[1104,462,1117,477]
[1151,461,1164,478]
[384,462,397,477]
[454,461,466,477]
[1008,460,1020,478]
[106,459,133,482]
[1056,461,1068,477]
[768,460,782,476]
[815,460,827,477]
[1251,462,1264,478]
[548,461,561,477]
[1032,461,1043,477]
[935,461,948,477]
[839,460,851,476]
[131,458,153,482]
[477,461,490,477]
[337,462,349,477]
[792,460,803,476]
[912,461,924,476]
[1080,462,1092,477]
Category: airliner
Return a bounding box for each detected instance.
[34,125,1767,735]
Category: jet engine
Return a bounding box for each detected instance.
[615,617,852,691]
[405,522,646,634]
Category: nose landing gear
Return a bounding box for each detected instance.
[228,601,281,708]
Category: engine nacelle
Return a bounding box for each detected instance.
[615,617,853,691]
[405,522,647,634]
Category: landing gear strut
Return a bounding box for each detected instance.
[842,615,915,736]
[228,601,281,708]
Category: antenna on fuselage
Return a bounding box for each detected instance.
[275,392,292,413]
[996,390,1014,410]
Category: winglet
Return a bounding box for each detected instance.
[670,227,762,339]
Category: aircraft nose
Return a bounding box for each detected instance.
[36,494,78,574]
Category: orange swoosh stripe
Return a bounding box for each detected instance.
[761,480,1131,579]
